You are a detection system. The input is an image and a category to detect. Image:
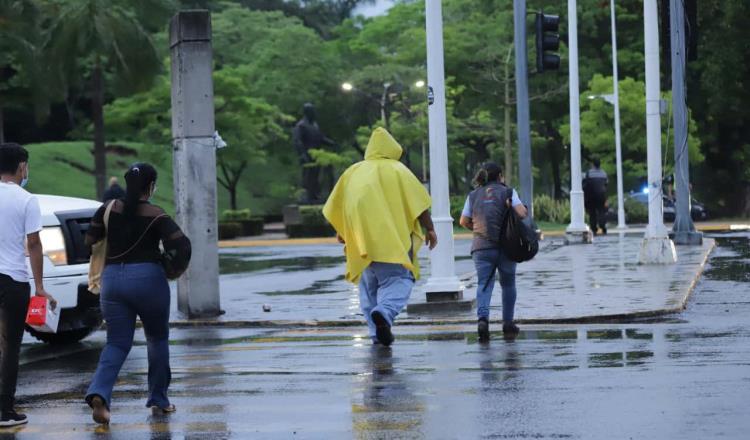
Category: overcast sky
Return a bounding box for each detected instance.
[351,0,396,18]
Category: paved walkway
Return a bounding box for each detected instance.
[170,234,715,326]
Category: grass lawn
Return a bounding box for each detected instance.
[23,141,287,216]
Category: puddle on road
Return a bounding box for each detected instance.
[219,254,345,275]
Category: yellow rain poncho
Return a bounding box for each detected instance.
[323,128,431,283]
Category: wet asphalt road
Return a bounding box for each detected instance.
[3,232,749,439]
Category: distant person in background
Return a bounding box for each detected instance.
[0,143,57,428]
[323,128,437,347]
[102,177,126,203]
[583,158,608,235]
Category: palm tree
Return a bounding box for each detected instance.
[0,0,53,142]
[47,0,175,199]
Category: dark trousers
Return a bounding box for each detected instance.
[587,202,607,234]
[0,274,30,413]
[86,263,171,410]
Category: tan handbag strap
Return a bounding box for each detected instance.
[103,200,115,233]
[107,213,168,260]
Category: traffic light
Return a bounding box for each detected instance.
[535,11,560,72]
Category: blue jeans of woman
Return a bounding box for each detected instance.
[472,248,517,322]
[86,263,171,410]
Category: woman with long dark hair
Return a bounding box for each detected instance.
[459,162,527,341]
[84,163,191,424]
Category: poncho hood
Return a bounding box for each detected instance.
[364,128,403,160]
[323,128,431,283]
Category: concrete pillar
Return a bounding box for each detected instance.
[638,0,677,264]
[669,0,702,245]
[565,0,592,244]
[423,0,462,299]
[170,11,222,317]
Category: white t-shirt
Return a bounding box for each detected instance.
[461,188,523,218]
[0,182,42,282]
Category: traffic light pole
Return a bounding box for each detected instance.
[669,0,702,245]
[565,0,592,244]
[513,0,533,215]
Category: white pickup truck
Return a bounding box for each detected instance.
[27,194,103,344]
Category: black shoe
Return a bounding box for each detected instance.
[0,410,28,428]
[477,318,490,342]
[371,311,394,347]
[602,227,608,235]
[502,322,520,334]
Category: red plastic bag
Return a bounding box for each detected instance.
[26,296,59,333]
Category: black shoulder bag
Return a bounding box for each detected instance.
[500,187,540,263]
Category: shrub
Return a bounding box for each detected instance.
[286,205,335,238]
[534,195,570,224]
[299,205,328,226]
[624,197,649,223]
[218,222,242,240]
[221,209,252,221]
[450,195,466,221]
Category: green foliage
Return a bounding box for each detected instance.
[566,74,703,191]
[299,205,328,226]
[221,209,252,221]
[533,195,571,224]
[450,195,465,222]
[218,222,243,240]
[624,197,649,224]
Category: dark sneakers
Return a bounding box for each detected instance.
[0,410,28,428]
[502,322,520,335]
[477,318,490,342]
[371,311,394,347]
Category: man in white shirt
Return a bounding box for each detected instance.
[0,143,56,428]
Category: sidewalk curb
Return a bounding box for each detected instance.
[175,239,715,329]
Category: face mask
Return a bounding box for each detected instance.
[20,166,29,188]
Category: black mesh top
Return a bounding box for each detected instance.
[86,200,191,272]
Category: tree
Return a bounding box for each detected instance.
[46,0,176,199]
[213,67,291,210]
[569,74,702,192]
[0,0,56,142]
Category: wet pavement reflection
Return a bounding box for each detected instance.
[4,232,749,439]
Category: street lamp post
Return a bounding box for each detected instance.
[422,0,462,299]
[565,0,592,244]
[638,0,676,264]
[609,0,627,231]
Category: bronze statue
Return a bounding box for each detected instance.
[292,103,335,204]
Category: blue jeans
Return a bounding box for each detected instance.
[86,263,171,410]
[358,263,415,341]
[472,248,517,322]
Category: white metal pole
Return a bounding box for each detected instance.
[423,0,462,296]
[610,0,627,230]
[565,0,591,243]
[639,0,676,264]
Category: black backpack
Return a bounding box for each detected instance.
[500,188,539,263]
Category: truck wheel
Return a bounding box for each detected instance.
[26,326,98,345]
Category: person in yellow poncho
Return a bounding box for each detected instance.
[323,128,437,347]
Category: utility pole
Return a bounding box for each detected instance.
[610,0,627,231]
[565,0,592,244]
[170,10,223,316]
[422,0,462,300]
[513,0,533,214]
[670,0,702,245]
[504,46,513,185]
[638,0,677,264]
